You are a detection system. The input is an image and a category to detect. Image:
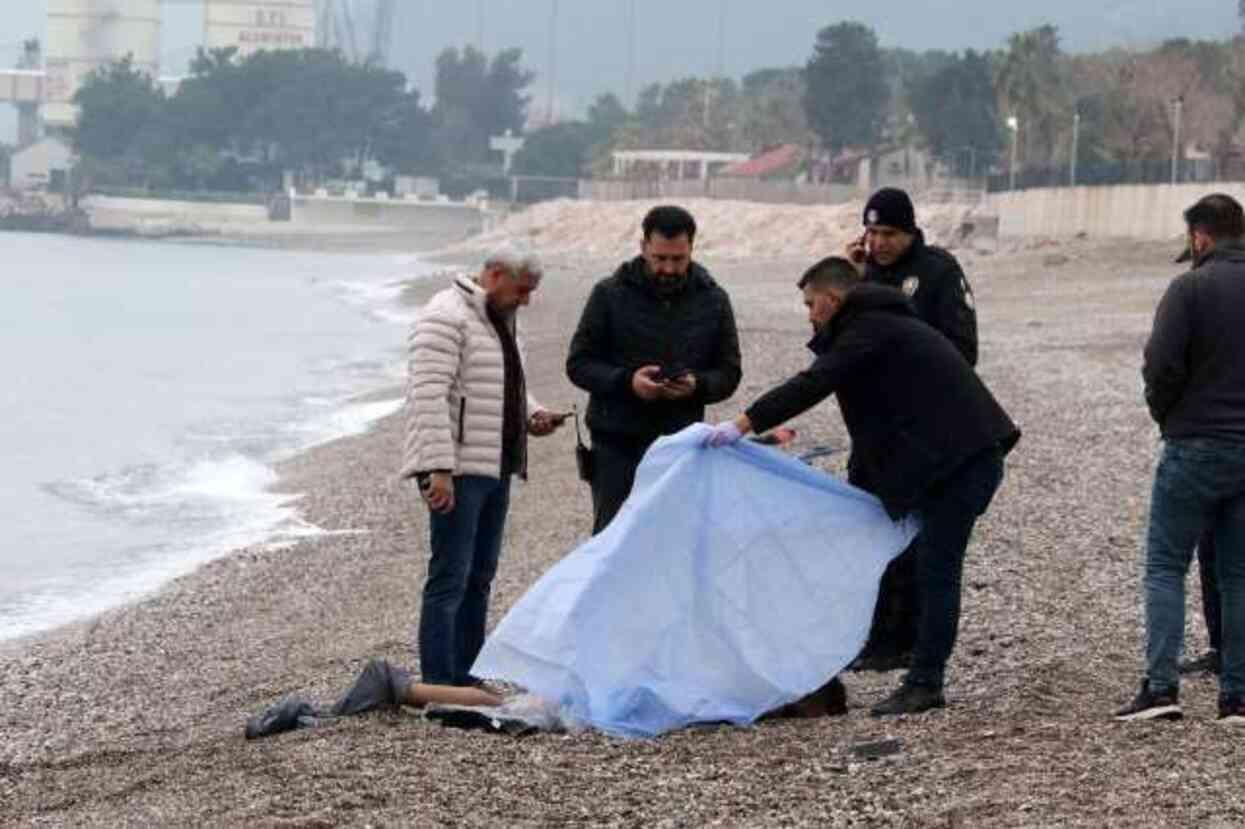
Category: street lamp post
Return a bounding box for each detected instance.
[1070,111,1080,187]
[1007,116,1020,191]
[1170,96,1184,185]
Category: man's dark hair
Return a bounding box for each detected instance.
[797,256,862,293]
[642,205,697,242]
[1184,193,1245,240]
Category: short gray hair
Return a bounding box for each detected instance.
[484,243,544,285]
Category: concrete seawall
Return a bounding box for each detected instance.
[290,196,485,249]
[83,195,269,224]
[986,182,1245,240]
[77,194,488,250]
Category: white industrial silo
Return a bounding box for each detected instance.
[203,1,317,59]
[44,0,162,128]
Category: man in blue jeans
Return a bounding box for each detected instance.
[1116,193,1245,723]
[705,256,1019,715]
[401,247,565,686]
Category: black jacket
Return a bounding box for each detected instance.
[745,285,1019,519]
[1143,240,1245,440]
[865,230,978,366]
[567,258,742,442]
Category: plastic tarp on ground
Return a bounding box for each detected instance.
[472,424,919,738]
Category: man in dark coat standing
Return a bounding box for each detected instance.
[1115,193,1245,723]
[705,256,1019,715]
[567,205,742,533]
[846,187,981,671]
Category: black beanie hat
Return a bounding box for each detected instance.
[863,188,918,233]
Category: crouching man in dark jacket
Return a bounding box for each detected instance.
[704,256,1020,715]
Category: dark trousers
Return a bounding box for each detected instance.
[588,434,653,534]
[418,474,511,685]
[866,546,920,656]
[904,448,1005,689]
[1198,529,1223,652]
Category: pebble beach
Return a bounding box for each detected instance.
[3,200,1243,826]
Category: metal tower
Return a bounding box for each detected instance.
[316,0,395,66]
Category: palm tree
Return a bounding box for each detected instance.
[993,25,1070,170]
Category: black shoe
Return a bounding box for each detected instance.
[1178,649,1221,676]
[1114,680,1182,721]
[1218,695,1245,724]
[244,696,320,740]
[870,683,945,717]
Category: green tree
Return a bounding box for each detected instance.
[371,89,441,175]
[586,93,628,141]
[72,55,173,184]
[628,77,738,150]
[803,22,890,152]
[910,51,1002,175]
[432,46,533,165]
[994,25,1068,168]
[512,122,596,178]
[737,66,813,151]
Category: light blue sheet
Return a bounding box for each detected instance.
[473,424,919,737]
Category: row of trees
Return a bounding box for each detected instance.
[68,21,1245,195]
[72,45,529,193]
[522,22,1245,184]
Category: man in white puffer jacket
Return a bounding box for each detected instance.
[402,246,564,686]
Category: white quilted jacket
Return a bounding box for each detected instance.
[402,274,543,480]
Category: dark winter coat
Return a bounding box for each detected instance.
[865,230,978,366]
[566,258,742,442]
[1143,239,1245,440]
[745,285,1019,519]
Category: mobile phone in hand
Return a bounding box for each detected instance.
[849,232,868,264]
[654,366,690,383]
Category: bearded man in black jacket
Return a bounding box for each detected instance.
[567,205,742,534]
[704,256,1019,715]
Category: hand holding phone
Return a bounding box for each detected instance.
[847,232,868,265]
[653,366,691,384]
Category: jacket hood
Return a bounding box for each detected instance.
[808,284,916,354]
[616,256,716,296]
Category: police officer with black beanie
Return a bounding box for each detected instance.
[845,187,981,673]
[848,187,978,366]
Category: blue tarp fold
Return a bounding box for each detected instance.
[473,425,918,737]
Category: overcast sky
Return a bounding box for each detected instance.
[2,1,1236,143]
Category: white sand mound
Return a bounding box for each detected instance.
[446,198,978,263]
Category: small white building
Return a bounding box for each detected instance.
[10,136,75,191]
[612,149,749,181]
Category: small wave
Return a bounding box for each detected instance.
[334,278,421,326]
[0,509,325,642]
[284,397,404,451]
[45,454,286,516]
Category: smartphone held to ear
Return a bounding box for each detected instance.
[849,232,868,264]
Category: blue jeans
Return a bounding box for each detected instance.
[1145,438,1245,698]
[905,448,1005,689]
[418,474,511,685]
